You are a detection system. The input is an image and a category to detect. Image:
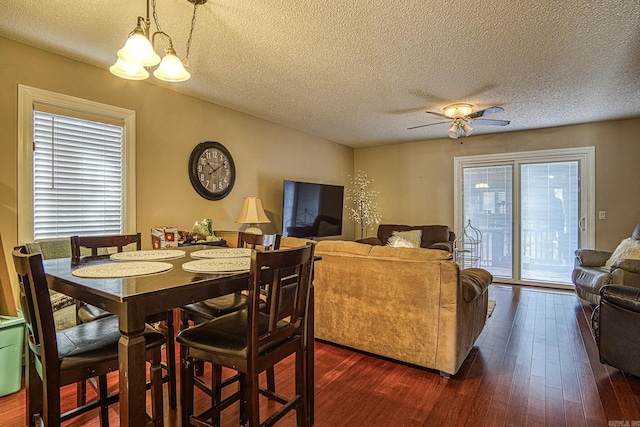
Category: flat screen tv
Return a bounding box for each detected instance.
[282,180,344,238]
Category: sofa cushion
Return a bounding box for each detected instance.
[280,236,315,249]
[387,235,418,248]
[377,224,451,249]
[391,230,422,247]
[369,245,451,261]
[605,237,640,269]
[316,240,373,256]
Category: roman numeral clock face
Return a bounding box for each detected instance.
[188,141,236,200]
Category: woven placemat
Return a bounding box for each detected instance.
[110,249,185,261]
[72,261,173,278]
[190,248,252,259]
[182,257,250,273]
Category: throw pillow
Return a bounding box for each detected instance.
[392,230,422,248]
[386,235,417,248]
[605,237,640,269]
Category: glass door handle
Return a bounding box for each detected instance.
[579,217,586,231]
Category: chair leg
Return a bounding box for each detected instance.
[42,372,62,427]
[195,360,205,377]
[77,380,87,406]
[239,373,248,426]
[163,310,177,409]
[211,365,222,426]
[97,375,109,427]
[295,348,309,427]
[266,367,276,395]
[180,310,204,377]
[246,371,260,427]
[150,349,164,427]
[181,355,195,427]
[26,350,43,427]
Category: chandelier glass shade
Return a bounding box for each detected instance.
[110,0,205,83]
[153,47,191,81]
[109,59,150,80]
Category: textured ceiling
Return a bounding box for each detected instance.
[1,0,639,147]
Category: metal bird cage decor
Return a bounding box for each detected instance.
[454,220,482,268]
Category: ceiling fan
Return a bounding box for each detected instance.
[408,103,510,139]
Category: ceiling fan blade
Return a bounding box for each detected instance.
[467,106,504,119]
[426,111,449,119]
[407,121,449,130]
[473,118,511,126]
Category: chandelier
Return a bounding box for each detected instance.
[110,0,207,82]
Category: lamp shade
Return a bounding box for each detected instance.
[235,197,270,224]
[109,58,150,80]
[461,121,474,136]
[448,122,459,139]
[117,30,161,67]
[153,48,191,82]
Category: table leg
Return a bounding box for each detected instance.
[118,311,148,426]
[306,285,315,425]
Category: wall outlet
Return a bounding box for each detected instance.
[599,211,606,220]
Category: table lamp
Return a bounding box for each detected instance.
[235,197,270,234]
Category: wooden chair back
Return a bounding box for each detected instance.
[13,246,166,426]
[71,233,141,264]
[248,243,314,358]
[237,232,281,251]
[13,247,58,380]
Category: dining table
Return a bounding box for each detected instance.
[42,245,315,426]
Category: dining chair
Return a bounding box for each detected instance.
[180,232,282,324]
[179,233,281,384]
[177,243,315,427]
[12,246,165,427]
[70,233,178,409]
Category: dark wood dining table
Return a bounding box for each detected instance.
[42,245,315,426]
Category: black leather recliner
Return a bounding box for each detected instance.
[592,284,640,377]
[573,223,640,305]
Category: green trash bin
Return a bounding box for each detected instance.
[0,310,25,397]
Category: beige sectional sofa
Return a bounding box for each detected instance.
[297,239,492,377]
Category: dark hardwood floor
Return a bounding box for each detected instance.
[2,284,639,426]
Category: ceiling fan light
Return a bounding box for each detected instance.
[443,103,473,118]
[448,123,459,139]
[153,48,191,82]
[117,30,161,67]
[461,122,474,136]
[109,58,150,80]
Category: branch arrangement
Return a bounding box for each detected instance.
[345,170,382,239]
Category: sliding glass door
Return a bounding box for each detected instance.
[455,148,594,287]
[461,164,514,278]
[520,162,579,282]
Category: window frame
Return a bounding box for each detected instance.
[454,147,595,288]
[17,85,136,243]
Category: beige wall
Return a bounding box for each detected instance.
[0,37,354,301]
[2,36,639,305]
[354,118,640,251]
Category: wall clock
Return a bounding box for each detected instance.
[188,141,236,200]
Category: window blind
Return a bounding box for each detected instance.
[33,111,124,239]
